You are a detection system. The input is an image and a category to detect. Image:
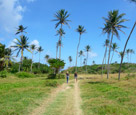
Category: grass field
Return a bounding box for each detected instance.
[79,74,136,115]
[0,74,65,115]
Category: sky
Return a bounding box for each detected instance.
[0,0,136,69]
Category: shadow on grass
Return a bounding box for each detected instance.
[87,81,109,85]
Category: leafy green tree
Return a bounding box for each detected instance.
[110,43,118,63]
[102,10,127,79]
[119,0,136,80]
[68,56,72,67]
[22,57,32,71]
[37,46,44,68]
[85,45,91,73]
[11,36,30,72]
[79,50,84,67]
[48,58,65,74]
[0,43,5,70]
[30,44,36,72]
[75,25,86,72]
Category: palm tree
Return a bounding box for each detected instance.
[92,61,95,65]
[75,25,86,72]
[110,43,118,63]
[102,39,109,76]
[37,46,44,69]
[130,49,135,63]
[16,25,27,35]
[45,54,50,62]
[83,58,86,66]
[68,56,72,67]
[79,50,84,66]
[119,52,124,59]
[30,44,36,72]
[126,49,130,63]
[118,0,136,80]
[56,28,65,59]
[102,10,127,79]
[11,36,30,72]
[85,45,91,73]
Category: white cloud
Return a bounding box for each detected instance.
[0,0,25,33]
[30,40,40,48]
[88,52,98,59]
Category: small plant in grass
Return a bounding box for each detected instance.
[45,80,58,87]
[16,72,34,78]
[125,73,136,80]
[47,74,56,79]
[0,70,7,78]
[57,74,65,79]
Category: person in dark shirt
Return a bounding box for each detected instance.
[74,72,78,82]
[66,71,69,84]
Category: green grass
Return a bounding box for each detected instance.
[79,75,136,115]
[0,74,65,115]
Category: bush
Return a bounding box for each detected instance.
[0,70,7,78]
[125,74,136,80]
[16,72,34,78]
[33,69,41,74]
[57,74,65,79]
[45,80,58,87]
[47,74,56,79]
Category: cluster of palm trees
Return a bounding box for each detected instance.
[11,25,49,72]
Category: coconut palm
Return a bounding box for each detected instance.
[11,36,30,72]
[102,10,127,79]
[37,46,44,68]
[30,44,36,72]
[110,43,118,63]
[68,56,72,67]
[56,28,65,59]
[75,25,86,72]
[53,9,71,29]
[126,49,130,63]
[130,49,135,63]
[102,39,110,76]
[83,58,86,66]
[45,55,50,62]
[119,52,124,59]
[79,50,84,66]
[118,0,136,80]
[85,45,91,73]
[16,25,27,35]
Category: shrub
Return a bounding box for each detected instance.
[45,80,58,87]
[33,69,41,74]
[16,72,34,78]
[125,74,136,80]
[0,70,7,78]
[57,74,65,79]
[47,74,56,79]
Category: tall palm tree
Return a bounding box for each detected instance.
[45,54,50,62]
[11,36,30,72]
[75,25,86,72]
[110,43,118,63]
[56,28,65,59]
[16,25,27,35]
[126,49,130,63]
[79,50,84,66]
[53,9,70,59]
[37,46,44,69]
[119,51,124,59]
[83,58,86,66]
[130,49,135,63]
[30,44,36,72]
[68,56,72,67]
[118,0,136,80]
[102,39,109,76]
[85,45,91,73]
[102,10,127,79]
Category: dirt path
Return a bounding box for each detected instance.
[30,80,83,115]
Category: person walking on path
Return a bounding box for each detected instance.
[74,72,78,82]
[66,71,69,84]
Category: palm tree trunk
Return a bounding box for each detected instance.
[56,44,58,59]
[31,51,33,73]
[75,35,81,72]
[104,47,108,69]
[110,51,114,64]
[118,21,136,80]
[86,52,88,74]
[107,32,114,79]
[38,52,40,69]
[59,41,61,59]
[102,47,107,77]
